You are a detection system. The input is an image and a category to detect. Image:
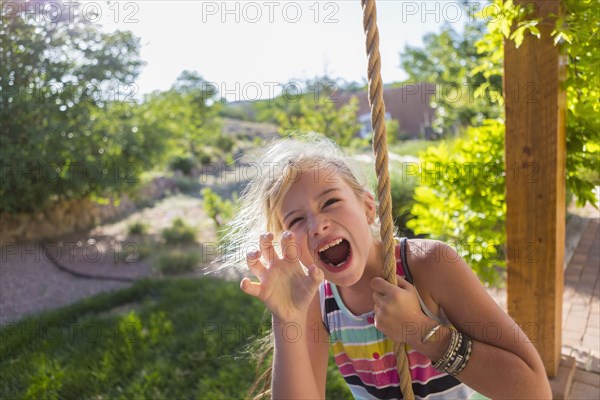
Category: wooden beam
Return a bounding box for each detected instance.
[504,0,566,378]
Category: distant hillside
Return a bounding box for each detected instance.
[221,117,279,140]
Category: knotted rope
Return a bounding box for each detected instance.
[361,1,415,398]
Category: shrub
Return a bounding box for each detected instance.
[173,176,199,193]
[128,221,148,235]
[154,250,200,274]
[390,172,418,238]
[201,188,236,241]
[169,155,196,176]
[213,135,235,153]
[407,120,506,285]
[161,218,197,245]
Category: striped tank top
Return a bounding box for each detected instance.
[319,238,478,399]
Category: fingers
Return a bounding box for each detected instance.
[246,248,266,276]
[371,275,413,294]
[370,277,395,294]
[259,232,276,264]
[240,278,261,297]
[307,264,323,285]
[395,274,412,289]
[280,230,301,264]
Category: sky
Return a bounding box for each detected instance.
[98,0,473,101]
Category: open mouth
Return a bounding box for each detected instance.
[318,238,351,270]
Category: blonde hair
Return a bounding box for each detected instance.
[219,132,381,271]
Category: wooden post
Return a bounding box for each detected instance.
[504,0,566,378]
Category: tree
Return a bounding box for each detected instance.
[407,0,599,283]
[400,22,502,136]
[258,77,361,146]
[274,95,360,147]
[0,0,150,212]
[137,71,222,166]
[407,120,506,285]
[473,0,599,206]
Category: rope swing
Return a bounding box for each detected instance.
[360,1,415,399]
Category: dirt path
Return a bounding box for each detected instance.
[0,195,221,325]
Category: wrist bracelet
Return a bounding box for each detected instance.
[432,328,473,376]
[421,323,441,344]
[433,328,458,370]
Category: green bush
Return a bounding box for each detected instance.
[390,172,418,238]
[0,9,161,213]
[173,176,199,193]
[407,120,506,285]
[169,155,197,176]
[155,250,200,274]
[213,135,235,153]
[161,218,197,245]
[201,188,236,240]
[127,221,148,236]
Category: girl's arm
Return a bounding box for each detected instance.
[240,231,329,399]
[272,292,329,399]
[408,239,552,399]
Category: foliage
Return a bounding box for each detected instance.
[389,140,437,158]
[169,155,197,176]
[155,249,201,274]
[275,95,361,147]
[173,176,200,194]
[0,1,153,213]
[23,354,64,400]
[128,221,149,236]
[0,278,352,399]
[473,0,599,207]
[404,0,598,284]
[408,121,506,285]
[555,0,600,205]
[0,279,261,398]
[255,78,362,146]
[138,71,223,162]
[400,21,502,136]
[161,218,197,245]
[201,188,235,227]
[389,171,418,239]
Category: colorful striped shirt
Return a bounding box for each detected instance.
[319,238,478,399]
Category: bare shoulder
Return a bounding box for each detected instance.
[404,238,462,277]
[404,238,482,305]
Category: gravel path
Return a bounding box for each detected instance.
[0,195,217,325]
[0,246,133,325]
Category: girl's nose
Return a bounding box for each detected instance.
[308,214,329,236]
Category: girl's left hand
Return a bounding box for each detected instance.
[371,275,427,346]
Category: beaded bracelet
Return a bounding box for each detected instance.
[452,336,473,375]
[432,329,472,375]
[433,328,458,370]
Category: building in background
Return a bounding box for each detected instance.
[331,83,436,140]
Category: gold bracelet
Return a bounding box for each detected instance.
[421,323,441,344]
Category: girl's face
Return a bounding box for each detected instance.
[277,166,377,287]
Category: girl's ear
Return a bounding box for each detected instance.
[363,191,377,221]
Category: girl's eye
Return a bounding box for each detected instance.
[288,217,302,228]
[323,198,339,208]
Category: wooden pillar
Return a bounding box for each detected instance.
[504,0,566,378]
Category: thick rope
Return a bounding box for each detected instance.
[360,1,415,399]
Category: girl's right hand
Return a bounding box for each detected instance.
[240,231,323,323]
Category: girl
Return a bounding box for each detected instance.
[225,133,551,399]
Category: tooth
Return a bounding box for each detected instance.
[319,238,342,252]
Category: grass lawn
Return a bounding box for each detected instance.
[0,277,351,399]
